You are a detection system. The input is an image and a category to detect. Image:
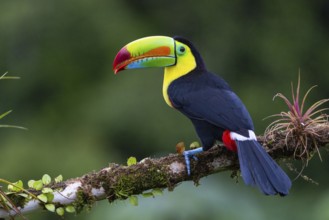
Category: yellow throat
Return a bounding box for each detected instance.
[162,43,197,107]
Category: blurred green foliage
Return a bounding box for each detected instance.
[0,0,329,219]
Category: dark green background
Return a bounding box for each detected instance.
[1,1,329,219]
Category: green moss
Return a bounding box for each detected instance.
[5,194,28,209]
[72,188,95,214]
[105,162,170,203]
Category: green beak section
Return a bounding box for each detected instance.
[113,36,176,74]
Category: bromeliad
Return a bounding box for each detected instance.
[113,36,291,196]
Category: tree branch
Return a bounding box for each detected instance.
[0,123,329,219]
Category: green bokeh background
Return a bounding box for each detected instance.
[1,1,329,219]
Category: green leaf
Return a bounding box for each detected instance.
[42,174,51,185]
[152,188,163,196]
[56,207,65,216]
[8,180,23,192]
[18,193,29,198]
[37,194,48,203]
[46,193,54,203]
[0,124,27,130]
[129,195,138,206]
[65,205,76,213]
[0,72,20,80]
[42,187,53,194]
[127,157,137,166]
[142,192,153,198]
[45,203,55,212]
[28,180,35,188]
[33,180,43,190]
[189,141,200,149]
[0,110,12,120]
[54,175,63,183]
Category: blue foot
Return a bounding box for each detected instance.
[183,147,204,175]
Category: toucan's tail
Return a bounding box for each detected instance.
[236,140,292,196]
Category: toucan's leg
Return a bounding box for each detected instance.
[183,147,204,175]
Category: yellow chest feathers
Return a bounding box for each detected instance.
[162,47,197,107]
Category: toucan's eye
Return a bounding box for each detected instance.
[177,46,186,55]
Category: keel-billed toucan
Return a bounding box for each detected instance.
[113,36,291,195]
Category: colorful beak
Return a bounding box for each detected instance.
[113,36,176,74]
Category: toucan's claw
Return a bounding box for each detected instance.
[182,147,204,175]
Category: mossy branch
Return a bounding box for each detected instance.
[0,123,329,219]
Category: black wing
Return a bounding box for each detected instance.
[168,72,254,132]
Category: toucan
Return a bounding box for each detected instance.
[112,36,291,195]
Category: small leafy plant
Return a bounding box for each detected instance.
[0,72,28,219]
[0,174,76,218]
[265,75,329,162]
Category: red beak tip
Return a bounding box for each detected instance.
[113,66,124,74]
[113,46,131,74]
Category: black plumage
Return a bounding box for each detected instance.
[237,140,291,195]
[168,70,254,149]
